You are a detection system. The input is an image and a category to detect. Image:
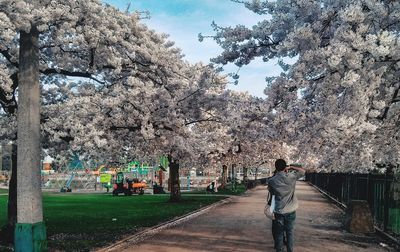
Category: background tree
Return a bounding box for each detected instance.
[206,0,400,172]
[41,58,227,202]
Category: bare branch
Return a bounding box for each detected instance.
[40,68,106,84]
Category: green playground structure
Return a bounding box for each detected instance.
[60,173,75,192]
[60,155,85,192]
[42,155,169,193]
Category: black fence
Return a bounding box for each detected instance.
[246,177,267,189]
[306,173,400,238]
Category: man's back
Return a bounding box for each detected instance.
[268,171,304,214]
[268,160,306,252]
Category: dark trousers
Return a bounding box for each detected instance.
[272,211,296,252]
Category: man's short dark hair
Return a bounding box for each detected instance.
[275,159,287,171]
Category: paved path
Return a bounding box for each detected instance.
[112,182,394,252]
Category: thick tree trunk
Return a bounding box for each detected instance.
[0,144,17,245]
[14,27,47,251]
[221,164,227,189]
[168,155,181,202]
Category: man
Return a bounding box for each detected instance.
[267,159,305,252]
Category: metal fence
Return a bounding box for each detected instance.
[306,172,400,238]
[245,177,267,189]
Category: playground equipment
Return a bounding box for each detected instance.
[41,156,98,191]
[92,165,116,176]
[99,173,113,192]
[123,159,168,194]
[41,156,168,193]
[0,171,9,186]
[60,173,75,192]
[112,171,146,196]
[92,165,105,176]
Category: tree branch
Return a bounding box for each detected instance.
[185,118,222,126]
[377,84,400,121]
[40,68,106,84]
[0,49,18,67]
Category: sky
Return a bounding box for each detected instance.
[104,0,284,97]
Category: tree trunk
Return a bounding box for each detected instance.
[255,167,258,181]
[0,144,17,245]
[221,165,227,189]
[243,166,248,186]
[231,163,236,190]
[168,155,181,202]
[14,27,47,251]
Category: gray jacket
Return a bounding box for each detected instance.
[267,170,305,214]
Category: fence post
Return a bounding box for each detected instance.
[366,173,374,213]
[366,173,370,202]
[342,173,346,203]
[383,167,392,232]
[346,175,351,205]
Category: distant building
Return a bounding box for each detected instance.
[0,144,12,171]
[43,162,52,171]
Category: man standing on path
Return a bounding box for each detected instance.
[267,159,306,252]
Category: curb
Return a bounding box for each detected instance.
[96,197,233,252]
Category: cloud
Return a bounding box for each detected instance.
[104,0,281,97]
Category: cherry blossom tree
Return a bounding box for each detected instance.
[206,0,400,173]
[1,0,221,245]
[41,61,227,202]
[202,90,291,188]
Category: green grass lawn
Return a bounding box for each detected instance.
[0,193,225,251]
[217,184,247,195]
[184,183,247,196]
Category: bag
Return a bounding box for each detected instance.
[264,191,275,220]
